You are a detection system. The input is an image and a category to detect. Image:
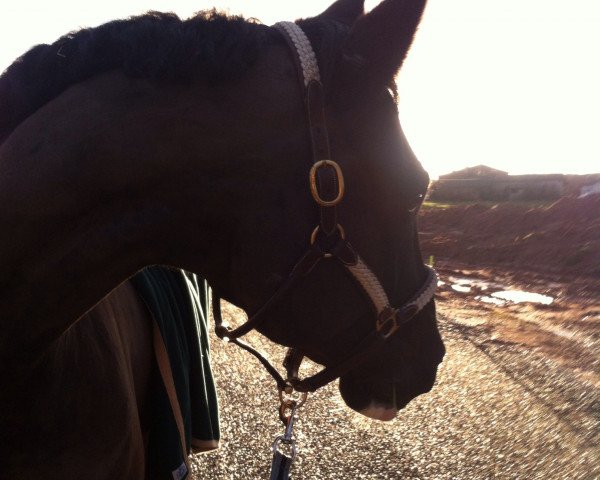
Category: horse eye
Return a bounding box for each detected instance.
[408,193,425,212]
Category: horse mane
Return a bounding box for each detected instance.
[0,10,278,140]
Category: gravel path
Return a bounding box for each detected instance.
[191,304,599,479]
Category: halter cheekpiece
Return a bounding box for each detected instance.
[212,21,437,394]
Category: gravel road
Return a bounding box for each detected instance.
[191,304,599,480]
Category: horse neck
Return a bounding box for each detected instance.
[0,68,295,359]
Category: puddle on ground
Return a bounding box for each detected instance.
[452,284,471,293]
[477,290,555,306]
[449,276,493,293]
[477,295,506,306]
[477,290,554,306]
[488,290,554,305]
[445,273,555,306]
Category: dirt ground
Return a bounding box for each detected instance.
[418,196,600,386]
[431,264,599,385]
[418,195,600,277]
[193,295,599,479]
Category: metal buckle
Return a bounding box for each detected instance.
[375,307,400,339]
[309,160,345,207]
[310,224,345,245]
[310,224,345,258]
[376,304,420,339]
[279,386,308,411]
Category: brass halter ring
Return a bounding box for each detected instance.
[309,160,345,207]
[310,224,345,246]
[279,386,308,409]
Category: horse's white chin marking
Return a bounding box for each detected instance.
[360,403,398,421]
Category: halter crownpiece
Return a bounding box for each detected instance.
[273,22,321,86]
[212,21,438,394]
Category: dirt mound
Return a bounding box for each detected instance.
[543,195,600,222]
[418,195,600,277]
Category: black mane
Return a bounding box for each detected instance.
[0,10,277,139]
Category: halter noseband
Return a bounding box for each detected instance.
[212,21,437,393]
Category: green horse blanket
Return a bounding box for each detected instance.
[132,266,220,480]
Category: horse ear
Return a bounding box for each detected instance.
[318,0,365,26]
[338,0,428,86]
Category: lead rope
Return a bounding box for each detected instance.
[212,294,308,480]
[269,388,308,480]
[212,293,307,479]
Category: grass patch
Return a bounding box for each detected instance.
[422,201,454,209]
[422,200,556,210]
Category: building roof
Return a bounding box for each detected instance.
[440,165,508,179]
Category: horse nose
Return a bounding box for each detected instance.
[338,347,444,419]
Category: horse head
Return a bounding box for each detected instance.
[212,0,445,420]
[0,0,443,424]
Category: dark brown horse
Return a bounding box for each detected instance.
[0,0,445,477]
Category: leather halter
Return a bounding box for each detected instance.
[212,21,437,393]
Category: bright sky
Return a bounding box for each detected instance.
[2,0,599,179]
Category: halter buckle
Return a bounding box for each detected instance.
[376,306,400,339]
[376,304,420,339]
[309,160,345,207]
